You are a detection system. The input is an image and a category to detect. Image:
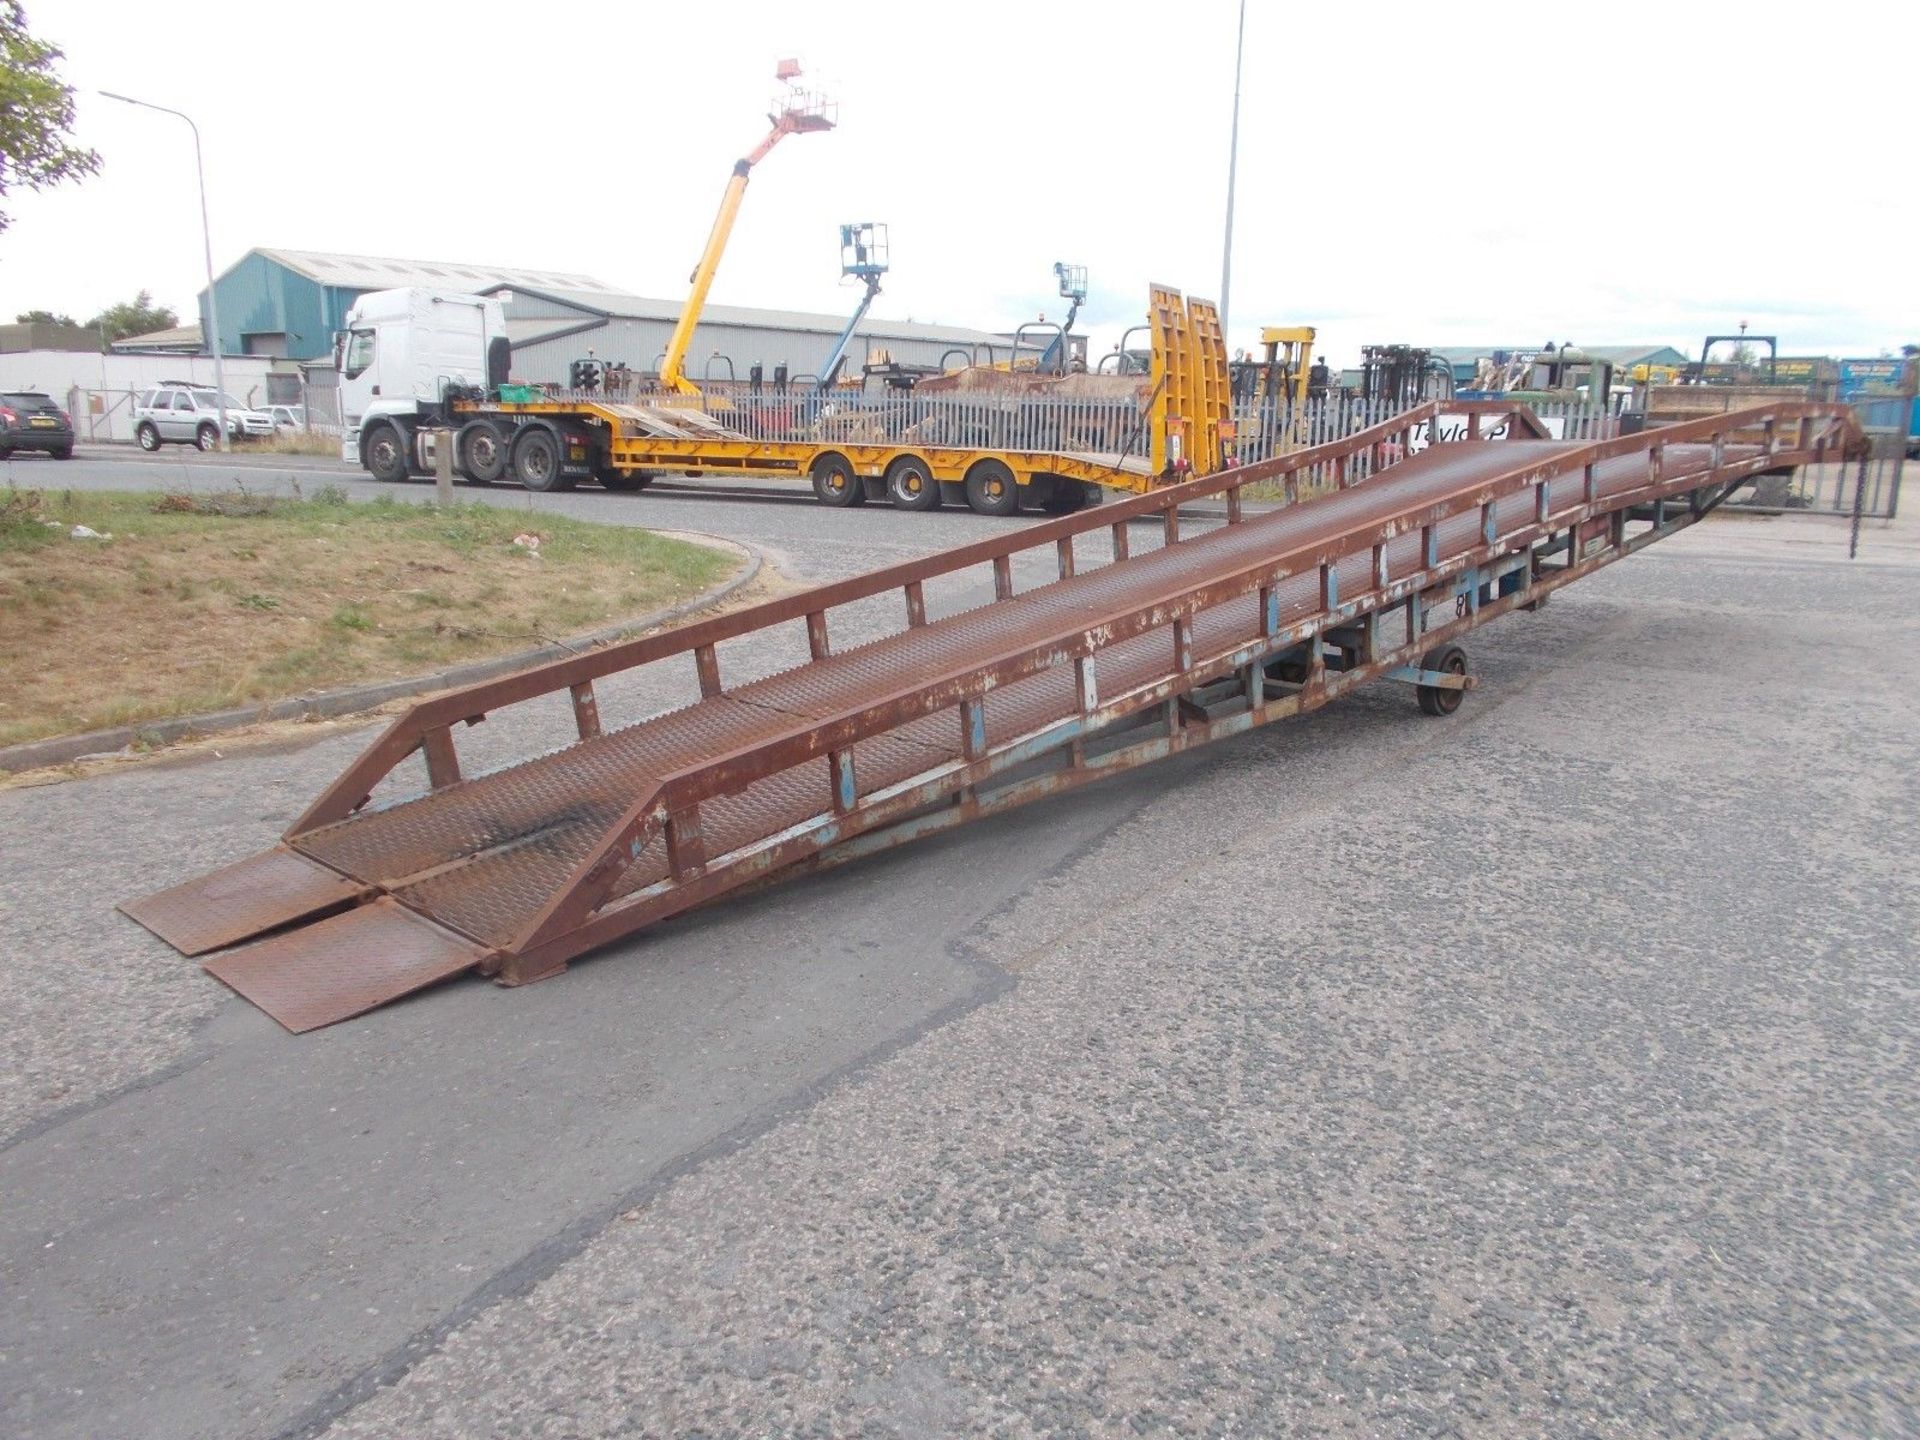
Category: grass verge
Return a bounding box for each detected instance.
[0,483,736,747]
[250,430,346,458]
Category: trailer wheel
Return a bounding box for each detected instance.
[810,452,863,507]
[598,468,651,492]
[886,454,940,511]
[457,420,508,484]
[964,459,1019,517]
[1415,644,1468,717]
[365,422,410,484]
[512,427,562,491]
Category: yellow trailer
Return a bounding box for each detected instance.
[435,285,1229,517]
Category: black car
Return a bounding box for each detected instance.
[0,391,76,459]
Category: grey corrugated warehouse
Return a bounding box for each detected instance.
[195,247,1012,386]
[488,284,1007,385]
[199,248,621,361]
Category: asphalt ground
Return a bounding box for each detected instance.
[1,446,1914,1438]
[0,444,1065,591]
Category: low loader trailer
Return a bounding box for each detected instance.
[126,395,1863,1031]
[339,285,1229,517]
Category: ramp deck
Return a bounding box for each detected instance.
[125,401,1863,1030]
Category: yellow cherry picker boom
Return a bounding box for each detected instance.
[656,59,835,395]
[336,63,1203,516]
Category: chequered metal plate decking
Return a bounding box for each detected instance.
[388,732,953,949]
[292,695,809,883]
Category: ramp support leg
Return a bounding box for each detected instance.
[960,699,986,760]
[570,681,602,740]
[695,644,723,697]
[666,807,707,880]
[830,750,857,813]
[423,727,461,790]
[1075,656,1099,712]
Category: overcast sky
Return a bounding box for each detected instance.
[4,0,1914,367]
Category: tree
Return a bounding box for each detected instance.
[0,2,100,234]
[86,291,178,343]
[15,307,76,325]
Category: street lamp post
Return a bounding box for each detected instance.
[1219,0,1247,344]
[98,90,227,451]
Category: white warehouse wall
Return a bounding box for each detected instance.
[0,351,279,443]
[506,320,998,386]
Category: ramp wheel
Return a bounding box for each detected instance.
[811,452,864,507]
[1416,644,1468,717]
[886,454,941,511]
[964,459,1019,517]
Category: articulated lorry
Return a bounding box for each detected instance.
[335,282,1235,516]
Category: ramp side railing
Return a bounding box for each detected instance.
[294,403,1855,855]
[290,402,1467,836]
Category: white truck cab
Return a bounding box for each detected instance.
[335,286,645,493]
[336,288,508,471]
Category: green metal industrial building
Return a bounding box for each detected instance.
[198,249,616,360]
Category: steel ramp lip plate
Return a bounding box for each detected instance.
[201,897,494,1033]
[119,845,371,957]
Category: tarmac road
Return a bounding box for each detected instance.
[1,445,1070,592]
[0,448,1914,1438]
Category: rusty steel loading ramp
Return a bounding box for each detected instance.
[124,400,1864,1031]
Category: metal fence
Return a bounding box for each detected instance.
[1230,395,1421,467]
[68,380,344,444]
[1748,454,1903,519]
[70,386,142,445]
[302,386,345,431]
[1520,398,1620,442]
[1602,394,1902,519]
[264,367,1909,520]
[1712,395,1905,519]
[575,382,1430,479]
[648,388,1157,460]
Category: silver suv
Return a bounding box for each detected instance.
[132,384,275,451]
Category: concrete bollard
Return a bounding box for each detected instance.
[434,427,454,506]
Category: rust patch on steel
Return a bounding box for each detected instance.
[119,846,368,957]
